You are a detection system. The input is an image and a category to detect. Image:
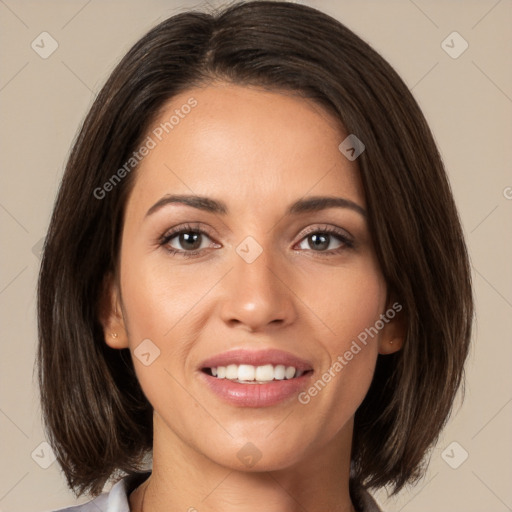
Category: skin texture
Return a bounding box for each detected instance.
[101,83,404,512]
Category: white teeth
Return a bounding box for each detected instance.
[226,364,238,379]
[238,364,255,381]
[208,364,305,382]
[255,364,274,382]
[285,366,296,379]
[274,364,286,380]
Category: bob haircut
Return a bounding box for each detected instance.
[37,0,473,499]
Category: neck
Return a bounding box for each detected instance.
[130,414,356,512]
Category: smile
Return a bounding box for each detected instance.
[203,364,308,383]
[199,349,314,407]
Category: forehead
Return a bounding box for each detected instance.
[127,83,365,216]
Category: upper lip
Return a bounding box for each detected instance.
[199,349,314,372]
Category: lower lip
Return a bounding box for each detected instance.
[200,371,313,407]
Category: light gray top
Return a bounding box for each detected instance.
[52,472,383,512]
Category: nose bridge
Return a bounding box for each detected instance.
[219,236,296,330]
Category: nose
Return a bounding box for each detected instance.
[218,243,298,332]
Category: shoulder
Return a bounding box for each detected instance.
[47,472,150,512]
[51,478,127,512]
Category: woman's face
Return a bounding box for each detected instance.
[104,83,402,472]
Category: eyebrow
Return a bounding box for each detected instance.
[145,194,366,218]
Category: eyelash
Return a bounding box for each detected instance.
[158,223,354,259]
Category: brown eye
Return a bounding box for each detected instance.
[159,224,220,258]
[307,233,331,251]
[297,228,353,253]
[172,231,203,251]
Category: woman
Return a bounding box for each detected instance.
[37,2,473,511]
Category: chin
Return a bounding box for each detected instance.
[211,442,309,473]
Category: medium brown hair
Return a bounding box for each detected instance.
[37,0,473,498]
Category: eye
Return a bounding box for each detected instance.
[159,223,354,258]
[296,226,354,254]
[159,223,220,257]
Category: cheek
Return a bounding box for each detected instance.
[117,249,193,375]
[295,259,386,427]
[119,248,215,341]
[303,257,387,351]
[117,247,230,397]
[118,257,201,424]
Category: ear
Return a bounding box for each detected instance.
[97,272,129,350]
[378,301,406,355]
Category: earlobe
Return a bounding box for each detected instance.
[378,335,404,355]
[98,273,129,349]
[378,303,406,355]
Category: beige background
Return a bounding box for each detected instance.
[1,0,511,511]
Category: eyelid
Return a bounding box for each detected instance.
[159,222,216,242]
[295,224,355,250]
[158,222,355,257]
[159,223,352,243]
[297,223,353,240]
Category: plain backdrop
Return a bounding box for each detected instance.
[0,1,511,511]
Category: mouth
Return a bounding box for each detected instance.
[198,349,314,407]
[202,364,313,383]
